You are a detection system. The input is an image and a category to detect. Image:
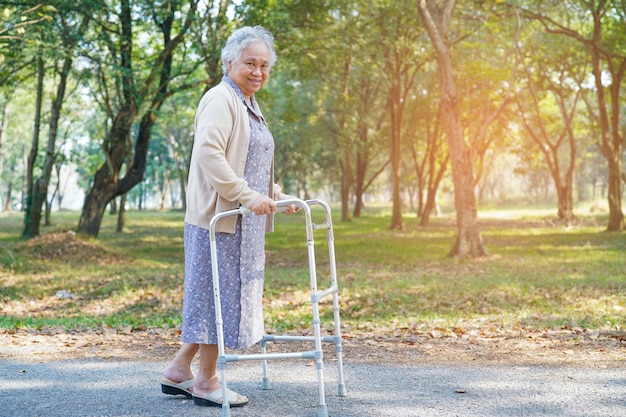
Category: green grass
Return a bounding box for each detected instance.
[0,206,624,336]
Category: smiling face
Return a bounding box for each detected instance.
[227,40,271,99]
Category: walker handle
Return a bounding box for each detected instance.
[239,199,302,216]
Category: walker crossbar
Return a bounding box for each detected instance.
[224,350,317,362]
[312,285,338,303]
[209,198,346,417]
[312,222,331,230]
[262,335,339,343]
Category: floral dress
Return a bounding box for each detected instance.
[181,77,274,350]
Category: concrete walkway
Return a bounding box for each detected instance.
[1,357,625,417]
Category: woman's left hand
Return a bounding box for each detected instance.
[283,204,300,214]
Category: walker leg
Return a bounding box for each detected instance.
[314,361,328,417]
[218,358,231,417]
[333,300,347,397]
[260,338,271,390]
[317,405,329,417]
[336,344,347,397]
[323,203,347,398]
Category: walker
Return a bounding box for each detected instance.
[209,198,347,417]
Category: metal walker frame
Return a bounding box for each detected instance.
[209,198,347,417]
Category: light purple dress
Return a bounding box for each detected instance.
[181,76,274,350]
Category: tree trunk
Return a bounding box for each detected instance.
[159,174,170,210]
[54,159,64,210]
[22,51,44,238]
[339,55,353,222]
[179,166,187,212]
[444,102,487,257]
[353,152,365,218]
[420,153,448,226]
[109,197,118,215]
[0,95,9,202]
[44,199,51,226]
[556,185,574,222]
[138,182,144,210]
[117,193,127,233]
[3,181,12,211]
[606,155,624,230]
[558,92,577,224]
[389,87,404,230]
[27,52,74,236]
[418,0,487,257]
[340,155,352,222]
[45,169,58,226]
[410,112,448,226]
[167,132,188,211]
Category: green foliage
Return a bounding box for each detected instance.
[1,0,625,239]
[0,208,623,335]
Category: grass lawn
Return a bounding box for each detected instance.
[0,205,624,338]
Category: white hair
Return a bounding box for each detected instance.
[221,26,277,75]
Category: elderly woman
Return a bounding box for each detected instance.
[161,26,296,408]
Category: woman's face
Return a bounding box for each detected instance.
[227,40,271,99]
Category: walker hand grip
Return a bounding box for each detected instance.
[239,199,303,216]
[239,205,288,215]
[275,199,305,214]
[275,204,294,214]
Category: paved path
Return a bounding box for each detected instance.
[1,357,625,417]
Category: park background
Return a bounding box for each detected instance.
[0,1,624,359]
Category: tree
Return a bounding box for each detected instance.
[23,48,43,231]
[0,93,7,201]
[518,0,626,231]
[0,83,35,212]
[23,6,90,237]
[405,87,449,225]
[515,33,587,223]
[371,1,428,230]
[0,6,55,208]
[417,0,487,257]
[77,0,199,237]
[153,92,196,211]
[309,3,363,222]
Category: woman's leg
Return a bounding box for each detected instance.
[164,342,198,383]
[193,343,248,404]
[192,344,220,394]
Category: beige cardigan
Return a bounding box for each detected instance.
[185,82,284,233]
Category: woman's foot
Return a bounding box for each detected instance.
[192,375,248,407]
[161,378,194,398]
[163,364,194,386]
[192,387,249,407]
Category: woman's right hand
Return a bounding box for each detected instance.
[249,195,276,215]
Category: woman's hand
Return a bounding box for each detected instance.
[282,204,300,214]
[250,195,276,215]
